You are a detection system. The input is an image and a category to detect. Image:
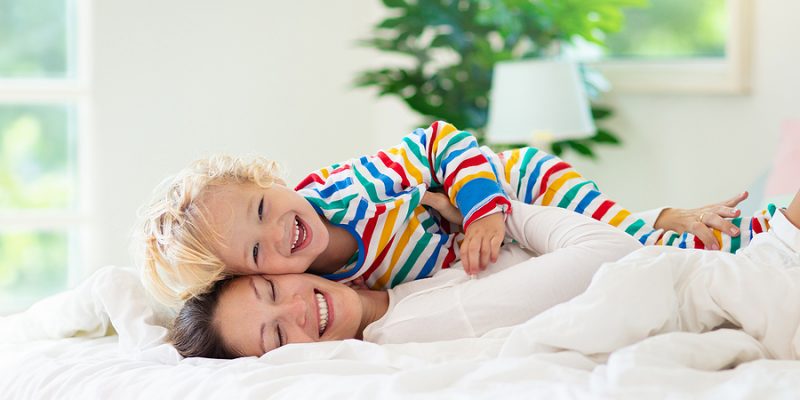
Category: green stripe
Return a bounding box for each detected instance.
[556,180,594,208]
[353,167,382,202]
[402,137,427,166]
[390,234,432,287]
[516,149,538,196]
[624,219,646,236]
[433,131,470,174]
[767,203,777,215]
[730,217,742,253]
[665,232,679,246]
[304,193,358,211]
[405,190,421,220]
[330,208,349,224]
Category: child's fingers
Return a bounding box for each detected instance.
[490,235,502,262]
[479,235,491,271]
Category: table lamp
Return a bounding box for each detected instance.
[486,59,596,146]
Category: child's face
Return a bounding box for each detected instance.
[197,182,329,275]
[214,273,363,357]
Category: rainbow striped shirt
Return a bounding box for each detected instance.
[295,121,776,289]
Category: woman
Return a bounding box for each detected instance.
[170,193,798,360]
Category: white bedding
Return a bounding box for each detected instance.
[2,212,800,399]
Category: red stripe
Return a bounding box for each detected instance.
[359,203,387,249]
[752,218,763,234]
[693,236,704,249]
[538,162,571,197]
[441,243,457,270]
[331,164,351,174]
[654,231,666,244]
[361,236,394,282]
[377,151,410,187]
[464,199,507,231]
[427,122,440,185]
[591,200,615,220]
[443,154,489,190]
[294,173,325,190]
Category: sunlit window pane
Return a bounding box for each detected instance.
[0,0,74,78]
[605,0,728,59]
[0,104,77,210]
[0,229,70,313]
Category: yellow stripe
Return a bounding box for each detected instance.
[432,122,456,157]
[449,171,497,203]
[542,171,581,206]
[388,147,423,184]
[713,229,723,248]
[504,149,521,183]
[377,198,404,257]
[608,209,631,227]
[320,168,330,179]
[764,219,770,230]
[375,207,423,288]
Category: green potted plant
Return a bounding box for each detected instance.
[356,0,645,158]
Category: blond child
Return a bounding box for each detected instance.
[135,121,772,306]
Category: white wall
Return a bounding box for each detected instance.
[87,0,385,272]
[87,0,798,273]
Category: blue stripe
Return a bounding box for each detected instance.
[440,145,474,174]
[523,154,555,203]
[314,177,352,198]
[455,178,505,217]
[415,234,449,280]
[574,190,600,214]
[360,156,401,198]
[638,229,656,245]
[677,232,688,248]
[348,198,369,228]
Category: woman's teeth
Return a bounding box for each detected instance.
[316,292,328,335]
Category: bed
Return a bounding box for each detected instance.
[3,250,800,400]
[3,123,798,400]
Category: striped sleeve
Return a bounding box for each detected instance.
[497,147,770,253]
[385,121,512,230]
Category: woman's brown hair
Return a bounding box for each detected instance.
[169,278,241,359]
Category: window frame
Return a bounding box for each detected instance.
[587,0,751,94]
[0,0,91,312]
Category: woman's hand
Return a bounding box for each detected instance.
[654,191,749,250]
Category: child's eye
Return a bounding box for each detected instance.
[258,197,264,221]
[277,325,284,347]
[253,243,260,264]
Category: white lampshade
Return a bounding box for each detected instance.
[486,59,595,145]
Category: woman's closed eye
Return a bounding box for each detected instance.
[264,277,285,348]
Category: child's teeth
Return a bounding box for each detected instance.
[292,219,300,249]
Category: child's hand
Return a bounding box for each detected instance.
[461,213,505,276]
[344,276,369,290]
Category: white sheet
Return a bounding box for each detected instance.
[2,212,800,399]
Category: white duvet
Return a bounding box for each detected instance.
[2,211,800,399]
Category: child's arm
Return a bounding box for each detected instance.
[496,147,761,253]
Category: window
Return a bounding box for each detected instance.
[569,0,750,93]
[0,0,88,313]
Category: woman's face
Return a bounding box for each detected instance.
[214,273,363,357]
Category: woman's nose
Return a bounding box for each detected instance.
[278,294,307,327]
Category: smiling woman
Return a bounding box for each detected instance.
[169,202,644,358]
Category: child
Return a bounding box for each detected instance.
[135,121,774,306]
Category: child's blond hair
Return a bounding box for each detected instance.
[133,154,283,306]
